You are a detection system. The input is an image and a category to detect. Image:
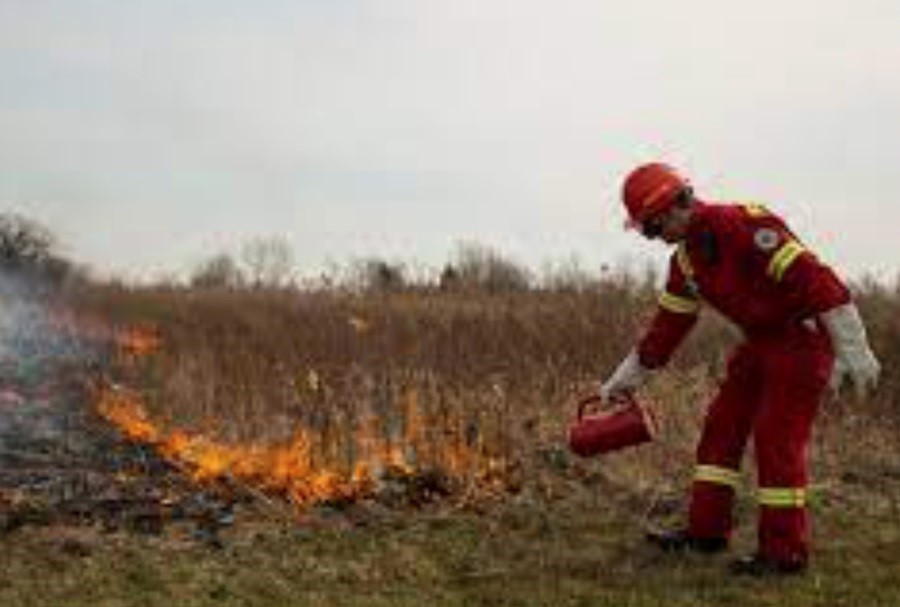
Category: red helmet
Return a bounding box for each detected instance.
[621,163,691,227]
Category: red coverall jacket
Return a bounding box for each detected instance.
[639,200,849,365]
[636,200,850,565]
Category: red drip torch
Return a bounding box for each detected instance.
[568,393,657,457]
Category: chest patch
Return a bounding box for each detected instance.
[753,228,781,252]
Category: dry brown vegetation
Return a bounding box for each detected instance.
[3,264,900,606]
[70,275,900,507]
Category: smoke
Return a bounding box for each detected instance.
[0,270,91,364]
[0,269,102,459]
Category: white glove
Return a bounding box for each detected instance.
[821,303,881,399]
[600,349,651,402]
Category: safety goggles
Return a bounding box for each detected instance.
[638,187,692,238]
[641,214,666,238]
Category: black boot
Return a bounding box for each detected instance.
[645,528,728,554]
[728,553,807,576]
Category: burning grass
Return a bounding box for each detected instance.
[74,282,900,516]
[92,322,512,512]
[93,380,507,509]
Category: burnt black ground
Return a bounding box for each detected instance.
[0,310,237,541]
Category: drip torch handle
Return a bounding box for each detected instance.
[576,392,636,420]
[576,394,601,420]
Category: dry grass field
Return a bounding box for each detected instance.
[2,276,899,606]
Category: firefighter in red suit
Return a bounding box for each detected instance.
[599,163,881,576]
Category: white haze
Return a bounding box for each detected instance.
[1,1,898,282]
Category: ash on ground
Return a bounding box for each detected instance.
[0,351,243,546]
[0,282,239,545]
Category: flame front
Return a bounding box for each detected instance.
[116,325,163,358]
[94,326,507,509]
[96,387,382,505]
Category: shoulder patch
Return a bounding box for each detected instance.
[753,228,781,252]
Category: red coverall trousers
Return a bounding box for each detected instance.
[688,323,833,564]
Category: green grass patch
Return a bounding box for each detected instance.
[2,490,899,607]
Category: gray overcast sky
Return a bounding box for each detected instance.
[1,0,898,281]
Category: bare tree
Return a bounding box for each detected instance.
[240,236,295,288]
[0,212,88,289]
[446,242,531,293]
[541,255,596,292]
[0,213,55,270]
[190,253,245,289]
[355,258,405,292]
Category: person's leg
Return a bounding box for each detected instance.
[688,344,764,541]
[750,330,832,570]
[649,343,763,552]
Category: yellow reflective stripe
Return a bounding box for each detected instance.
[659,292,700,315]
[676,243,693,278]
[743,202,770,217]
[766,240,806,282]
[758,487,807,508]
[694,465,741,488]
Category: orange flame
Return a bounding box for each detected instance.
[95,386,376,505]
[116,325,162,358]
[94,327,509,509]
